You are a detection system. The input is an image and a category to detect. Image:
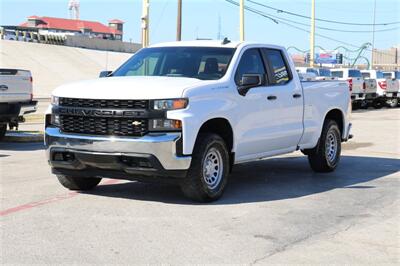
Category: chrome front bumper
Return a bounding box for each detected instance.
[44,127,191,170]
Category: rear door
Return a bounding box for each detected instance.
[261,48,304,150]
[0,69,32,103]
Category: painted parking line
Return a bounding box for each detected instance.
[0,179,121,217]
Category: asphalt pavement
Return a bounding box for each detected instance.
[1,108,399,264]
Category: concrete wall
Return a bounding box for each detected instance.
[0,40,133,97]
[65,36,141,53]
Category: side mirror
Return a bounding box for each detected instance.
[99,70,112,78]
[238,74,264,96]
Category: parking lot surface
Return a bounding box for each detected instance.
[1,108,399,264]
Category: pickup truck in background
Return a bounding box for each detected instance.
[331,68,365,109]
[383,71,400,107]
[296,67,337,81]
[45,41,352,202]
[0,69,37,139]
[361,70,398,108]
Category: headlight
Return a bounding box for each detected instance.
[149,119,182,131]
[153,98,188,110]
[51,95,59,106]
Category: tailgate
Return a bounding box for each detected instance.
[0,69,32,103]
[364,79,377,94]
[351,78,364,93]
[385,79,398,93]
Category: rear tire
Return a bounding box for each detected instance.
[307,120,341,173]
[0,124,7,140]
[57,175,102,190]
[351,102,360,110]
[372,99,383,109]
[180,133,230,202]
[387,98,398,108]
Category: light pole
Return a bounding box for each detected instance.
[176,0,182,41]
[309,0,315,67]
[239,0,244,41]
[371,0,377,69]
[141,0,150,47]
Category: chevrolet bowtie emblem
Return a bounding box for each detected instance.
[132,121,142,126]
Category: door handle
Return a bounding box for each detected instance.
[293,93,302,98]
[0,85,8,91]
[267,95,277,100]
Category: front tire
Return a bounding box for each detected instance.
[57,175,102,190]
[307,120,341,172]
[180,133,230,202]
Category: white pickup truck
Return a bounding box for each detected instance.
[45,41,352,202]
[361,70,398,108]
[331,68,365,108]
[0,69,37,139]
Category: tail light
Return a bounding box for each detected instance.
[363,81,366,90]
[30,93,33,101]
[29,76,33,83]
[378,81,387,90]
[347,78,353,91]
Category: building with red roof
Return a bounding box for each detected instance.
[19,16,124,40]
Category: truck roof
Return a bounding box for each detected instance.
[149,40,241,48]
[149,40,285,50]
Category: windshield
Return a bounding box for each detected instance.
[383,72,392,79]
[112,47,235,80]
[348,70,362,77]
[318,69,331,77]
[376,71,384,79]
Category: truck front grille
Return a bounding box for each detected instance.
[60,115,148,137]
[58,98,150,137]
[59,98,148,109]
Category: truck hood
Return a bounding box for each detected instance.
[52,76,205,99]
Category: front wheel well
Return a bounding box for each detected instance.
[196,118,234,169]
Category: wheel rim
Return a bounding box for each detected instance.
[202,147,223,190]
[325,130,338,165]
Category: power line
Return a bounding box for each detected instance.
[247,0,400,26]
[243,1,399,33]
[224,0,397,57]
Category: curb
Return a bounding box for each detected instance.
[3,131,44,143]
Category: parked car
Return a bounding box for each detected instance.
[382,71,400,107]
[331,68,365,109]
[296,67,337,81]
[0,69,37,139]
[45,41,352,202]
[361,70,397,108]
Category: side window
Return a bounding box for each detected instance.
[235,49,265,84]
[331,71,343,78]
[262,49,291,84]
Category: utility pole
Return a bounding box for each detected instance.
[141,0,150,47]
[239,0,244,41]
[309,0,315,67]
[176,0,182,41]
[371,0,377,69]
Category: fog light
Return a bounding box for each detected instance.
[51,114,60,126]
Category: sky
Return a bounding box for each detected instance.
[0,0,399,60]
